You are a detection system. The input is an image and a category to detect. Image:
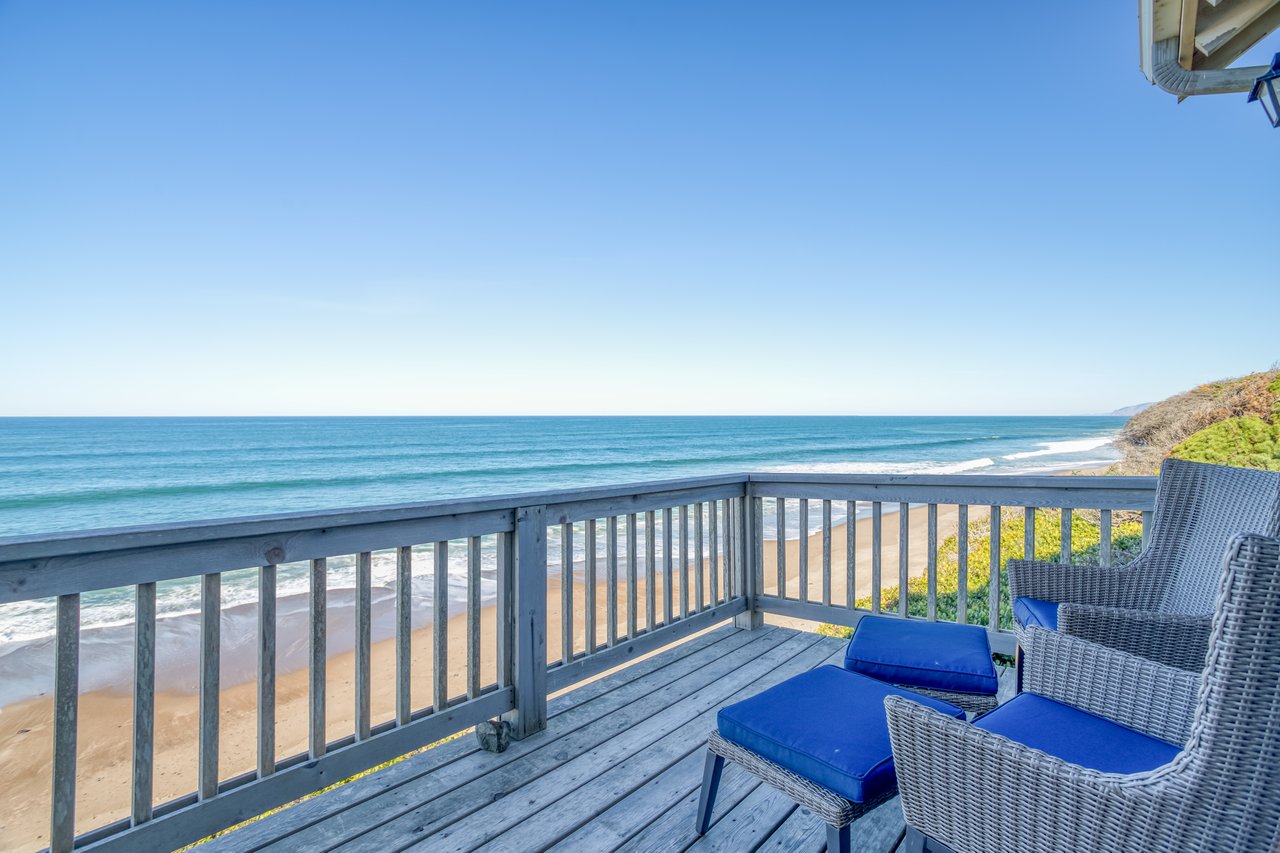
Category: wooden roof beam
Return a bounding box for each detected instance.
[1196,2,1280,69]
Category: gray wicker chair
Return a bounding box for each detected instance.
[886,533,1280,853]
[1008,458,1280,669]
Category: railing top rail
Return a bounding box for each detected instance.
[0,473,752,563]
[748,472,1156,489]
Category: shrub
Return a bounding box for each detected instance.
[1171,416,1280,471]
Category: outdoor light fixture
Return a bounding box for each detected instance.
[1247,53,1280,128]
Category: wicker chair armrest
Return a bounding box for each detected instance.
[1006,557,1160,610]
[885,695,1132,852]
[1022,627,1199,745]
[1057,604,1211,672]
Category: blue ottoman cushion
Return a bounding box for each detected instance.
[716,665,964,803]
[843,616,998,696]
[975,692,1181,773]
[1013,596,1060,631]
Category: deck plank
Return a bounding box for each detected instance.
[359,632,830,851]
[614,764,762,853]
[217,625,761,851]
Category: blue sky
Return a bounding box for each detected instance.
[1,2,1275,416]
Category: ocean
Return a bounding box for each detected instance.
[0,415,1124,706]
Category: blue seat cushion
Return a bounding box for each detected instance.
[717,665,964,803]
[843,616,998,696]
[1013,597,1060,631]
[975,693,1181,774]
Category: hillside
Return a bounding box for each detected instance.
[1109,369,1280,474]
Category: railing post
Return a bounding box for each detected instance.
[504,505,548,739]
[734,485,765,629]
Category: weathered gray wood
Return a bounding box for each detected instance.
[776,498,786,599]
[496,531,514,691]
[1142,509,1154,550]
[258,564,277,777]
[645,510,656,631]
[309,558,326,760]
[927,504,938,621]
[585,519,598,653]
[680,505,690,617]
[508,505,547,739]
[133,581,156,824]
[1061,508,1074,564]
[846,500,856,609]
[1025,507,1036,560]
[51,593,79,853]
[561,522,574,665]
[200,572,221,799]
[898,502,909,617]
[467,537,481,698]
[957,505,969,624]
[626,513,639,638]
[754,800,829,853]
[395,547,412,724]
[709,502,720,606]
[616,756,762,853]
[685,776,797,852]
[1100,509,1113,567]
[356,552,372,741]
[694,502,706,612]
[662,508,674,624]
[989,506,1001,630]
[822,499,832,606]
[433,541,449,711]
[871,501,882,613]
[797,498,809,603]
[607,516,619,645]
[545,481,747,527]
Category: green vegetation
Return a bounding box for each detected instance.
[1112,368,1280,474]
[818,508,1143,639]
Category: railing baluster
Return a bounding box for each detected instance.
[957,506,969,624]
[496,530,514,690]
[725,498,736,600]
[433,542,449,710]
[822,500,832,607]
[355,552,372,741]
[871,501,882,613]
[645,510,656,630]
[798,498,809,603]
[709,502,720,606]
[199,572,221,799]
[133,581,156,824]
[662,508,674,623]
[626,513,638,638]
[258,564,277,775]
[694,502,705,612]
[395,546,411,725]
[309,559,326,759]
[846,500,856,609]
[989,506,1001,630]
[607,516,619,645]
[898,502,909,617]
[51,593,79,853]
[680,505,690,617]
[776,498,786,599]
[562,522,574,665]
[1024,507,1036,560]
[467,536,482,699]
[1141,510,1153,550]
[1100,509,1113,567]
[586,519,598,652]
[926,504,938,621]
[1061,508,1073,564]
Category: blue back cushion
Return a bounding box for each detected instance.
[843,616,998,695]
[1013,597,1060,631]
[975,693,1181,774]
[717,666,964,803]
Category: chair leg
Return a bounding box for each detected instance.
[695,750,725,835]
[826,822,851,853]
[1014,644,1024,694]
[902,826,927,853]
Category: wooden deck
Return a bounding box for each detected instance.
[201,624,925,852]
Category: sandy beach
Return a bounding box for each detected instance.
[0,503,961,849]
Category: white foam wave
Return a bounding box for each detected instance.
[1002,437,1113,460]
[756,457,996,476]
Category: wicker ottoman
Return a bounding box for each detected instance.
[697,666,964,852]
[844,616,999,714]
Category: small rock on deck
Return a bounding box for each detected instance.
[203,625,923,852]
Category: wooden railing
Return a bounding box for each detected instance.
[0,472,1157,852]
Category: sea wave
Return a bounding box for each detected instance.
[1002,437,1114,460]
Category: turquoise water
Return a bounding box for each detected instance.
[0,416,1123,705]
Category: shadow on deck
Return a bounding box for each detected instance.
[202,625,935,852]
